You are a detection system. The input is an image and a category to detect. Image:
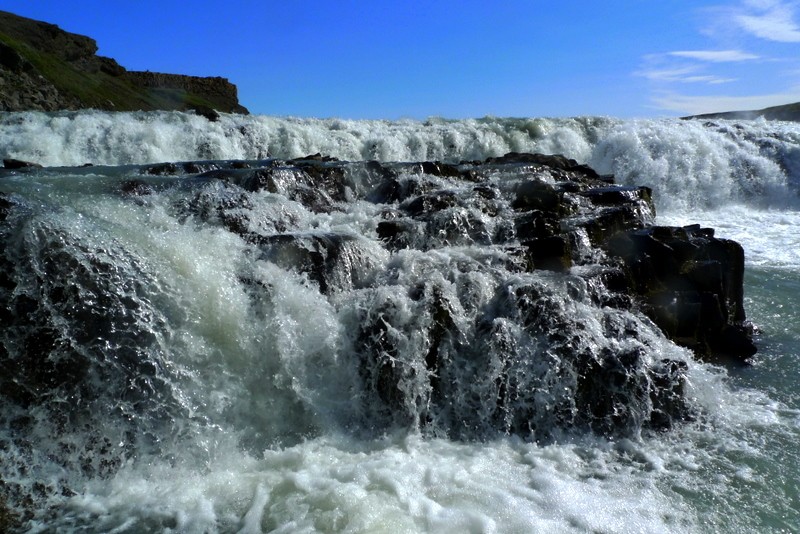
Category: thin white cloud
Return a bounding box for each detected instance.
[637,66,696,82]
[653,89,800,115]
[735,1,800,42]
[636,65,736,84]
[685,75,738,84]
[668,50,759,62]
[637,1,800,114]
[634,62,737,84]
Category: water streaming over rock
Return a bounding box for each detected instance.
[0,111,798,532]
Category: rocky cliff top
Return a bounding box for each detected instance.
[0,10,248,114]
[683,101,800,122]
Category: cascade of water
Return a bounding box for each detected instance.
[0,115,796,531]
[2,111,798,210]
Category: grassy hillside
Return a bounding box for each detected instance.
[0,10,245,113]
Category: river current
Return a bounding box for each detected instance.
[1,111,798,532]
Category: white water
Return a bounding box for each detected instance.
[2,111,800,533]
[3,110,800,210]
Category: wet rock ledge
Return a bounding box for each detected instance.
[0,151,759,524]
[134,151,757,362]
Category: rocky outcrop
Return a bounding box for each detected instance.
[3,158,42,169]
[0,10,248,113]
[173,151,747,438]
[124,72,247,114]
[0,39,81,110]
[147,151,755,363]
[684,101,800,122]
[0,152,758,522]
[605,226,755,359]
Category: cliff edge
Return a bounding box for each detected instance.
[683,101,800,122]
[0,10,248,114]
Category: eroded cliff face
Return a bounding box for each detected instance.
[0,10,248,114]
[124,71,248,114]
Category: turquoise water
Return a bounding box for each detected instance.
[658,208,800,533]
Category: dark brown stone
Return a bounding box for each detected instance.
[522,236,572,272]
[513,180,568,214]
[603,225,755,361]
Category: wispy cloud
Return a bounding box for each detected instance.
[635,1,800,115]
[637,65,736,84]
[668,50,759,62]
[735,0,800,42]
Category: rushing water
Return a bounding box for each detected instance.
[1,111,799,533]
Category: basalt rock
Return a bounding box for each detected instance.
[342,154,750,361]
[0,152,756,476]
[5,152,759,525]
[254,232,378,294]
[0,193,189,517]
[3,158,42,169]
[130,152,751,365]
[605,225,756,360]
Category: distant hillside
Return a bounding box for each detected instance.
[684,102,800,122]
[0,10,248,114]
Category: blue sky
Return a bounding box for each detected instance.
[4,1,800,119]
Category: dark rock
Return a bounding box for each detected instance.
[648,359,692,431]
[0,193,12,221]
[120,180,155,196]
[0,200,183,516]
[576,205,653,246]
[367,173,434,205]
[604,225,755,361]
[376,218,418,251]
[580,185,653,207]
[142,161,218,176]
[486,152,601,180]
[402,190,460,216]
[143,162,182,176]
[416,161,462,178]
[175,179,254,237]
[522,235,572,272]
[513,180,570,214]
[191,105,220,122]
[202,163,348,213]
[292,160,349,202]
[290,153,340,163]
[3,158,42,169]
[576,346,650,435]
[514,210,559,240]
[254,232,375,294]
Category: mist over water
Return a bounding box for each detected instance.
[1,111,799,532]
